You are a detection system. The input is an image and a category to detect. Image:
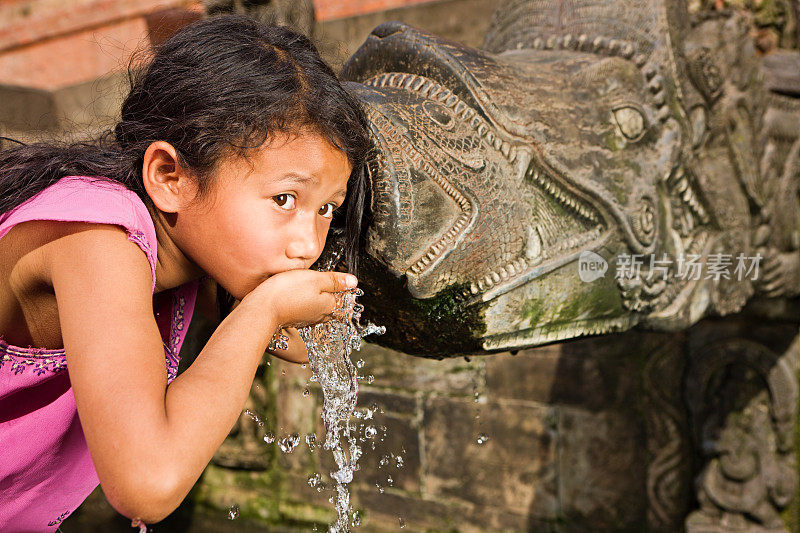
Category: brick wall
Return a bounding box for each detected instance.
[0,0,482,140]
[0,0,202,91]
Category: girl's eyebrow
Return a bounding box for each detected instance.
[275,173,346,202]
[276,172,318,186]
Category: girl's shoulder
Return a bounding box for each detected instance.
[0,176,158,292]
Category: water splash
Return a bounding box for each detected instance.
[306,433,317,451]
[298,287,385,532]
[278,433,301,453]
[244,409,265,427]
[227,505,239,520]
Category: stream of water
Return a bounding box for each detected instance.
[298,287,385,532]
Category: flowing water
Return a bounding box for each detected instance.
[298,287,385,532]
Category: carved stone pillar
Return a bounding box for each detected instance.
[644,340,694,532]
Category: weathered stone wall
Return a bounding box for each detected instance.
[157,314,799,532]
[204,333,659,531]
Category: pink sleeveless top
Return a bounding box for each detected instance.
[0,176,199,531]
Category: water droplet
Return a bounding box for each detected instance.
[398,517,406,528]
[395,456,404,468]
[265,360,270,366]
[376,482,384,494]
[303,389,310,397]
[244,409,265,427]
[301,363,307,369]
[367,375,374,384]
[386,475,394,486]
[356,359,365,369]
[263,432,275,444]
[378,454,390,467]
[477,433,489,445]
[279,433,300,453]
[309,374,318,382]
[308,473,321,487]
[281,369,286,376]
[474,391,480,402]
[227,504,239,520]
[351,510,361,527]
[364,426,378,439]
[305,433,316,451]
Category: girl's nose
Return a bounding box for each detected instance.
[285,215,322,262]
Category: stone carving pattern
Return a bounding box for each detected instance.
[684,338,798,532]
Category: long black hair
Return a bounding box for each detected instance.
[0,15,372,317]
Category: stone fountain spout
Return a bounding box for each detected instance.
[342,1,800,358]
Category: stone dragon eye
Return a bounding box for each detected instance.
[612,105,646,141]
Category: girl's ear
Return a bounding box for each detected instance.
[142,141,195,213]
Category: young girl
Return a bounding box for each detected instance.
[0,15,371,530]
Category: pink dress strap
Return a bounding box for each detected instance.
[0,175,158,292]
[0,175,199,531]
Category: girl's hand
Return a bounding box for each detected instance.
[243,269,358,328]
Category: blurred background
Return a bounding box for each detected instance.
[0,0,496,147]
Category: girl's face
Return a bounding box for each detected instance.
[177,130,352,300]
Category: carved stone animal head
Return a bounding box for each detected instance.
[344,1,785,356]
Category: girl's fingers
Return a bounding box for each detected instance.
[324,272,358,293]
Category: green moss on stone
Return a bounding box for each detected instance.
[359,254,485,357]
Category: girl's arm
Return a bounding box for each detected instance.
[47,223,351,523]
[203,280,308,364]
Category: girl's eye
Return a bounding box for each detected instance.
[318,203,337,219]
[273,194,296,210]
